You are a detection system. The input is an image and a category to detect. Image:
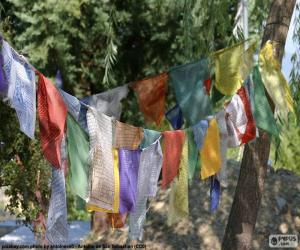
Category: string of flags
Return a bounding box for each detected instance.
[0,35,294,244]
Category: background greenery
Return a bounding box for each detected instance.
[0,0,299,228]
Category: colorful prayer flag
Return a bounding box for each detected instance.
[170,59,212,126]
[59,89,81,121]
[186,128,199,181]
[82,85,129,119]
[66,114,90,200]
[225,87,256,147]
[200,119,221,180]
[214,41,256,95]
[252,65,279,137]
[1,39,36,139]
[46,167,68,245]
[161,130,186,188]
[38,74,67,168]
[118,148,141,214]
[86,108,119,213]
[132,72,168,126]
[216,110,229,187]
[165,104,184,130]
[259,41,294,117]
[192,120,209,149]
[114,121,144,150]
[129,140,163,240]
[139,129,161,149]
[210,176,221,213]
[78,85,129,133]
[167,138,189,225]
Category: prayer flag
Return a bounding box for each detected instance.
[200,119,221,180]
[186,128,199,181]
[259,41,294,116]
[59,90,81,121]
[170,59,212,126]
[251,65,279,137]
[81,85,129,119]
[107,213,127,229]
[66,114,90,200]
[165,104,184,130]
[0,39,8,94]
[210,177,221,213]
[55,70,63,88]
[38,74,67,168]
[204,77,212,95]
[1,39,36,139]
[161,130,185,188]
[214,41,256,95]
[132,72,168,125]
[216,110,229,187]
[86,107,119,213]
[78,85,129,132]
[118,148,141,214]
[46,167,68,245]
[168,139,189,225]
[129,140,163,240]
[46,137,68,245]
[114,121,144,150]
[225,87,256,147]
[192,120,209,149]
[139,129,161,149]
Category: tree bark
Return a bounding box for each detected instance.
[222,1,296,249]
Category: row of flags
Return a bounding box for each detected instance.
[0,35,294,244]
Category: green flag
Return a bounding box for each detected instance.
[140,129,161,149]
[187,128,199,182]
[252,65,279,138]
[170,59,212,126]
[66,114,90,200]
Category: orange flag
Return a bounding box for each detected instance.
[161,130,185,189]
[106,213,128,229]
[132,72,168,126]
[37,74,67,168]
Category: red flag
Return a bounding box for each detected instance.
[204,78,212,95]
[132,72,168,126]
[237,87,256,144]
[37,74,67,168]
[161,130,185,189]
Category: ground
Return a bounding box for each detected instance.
[0,160,299,250]
[84,160,300,250]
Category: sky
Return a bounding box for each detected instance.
[282,1,299,80]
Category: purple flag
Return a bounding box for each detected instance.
[118,148,141,214]
[0,39,8,94]
[210,176,221,213]
[55,70,63,88]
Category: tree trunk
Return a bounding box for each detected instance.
[222,1,296,249]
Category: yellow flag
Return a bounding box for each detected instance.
[259,41,294,116]
[214,41,256,95]
[167,139,188,225]
[86,149,120,213]
[200,119,221,180]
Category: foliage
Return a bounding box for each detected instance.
[0,0,281,231]
[0,104,51,225]
[273,2,300,176]
[290,2,300,120]
[271,114,300,175]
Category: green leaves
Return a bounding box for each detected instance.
[0,0,284,228]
